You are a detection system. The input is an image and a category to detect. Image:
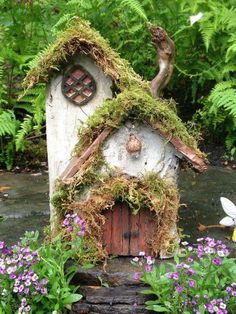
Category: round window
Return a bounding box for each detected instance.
[61,65,96,106]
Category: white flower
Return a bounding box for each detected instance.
[181,241,189,246]
[219,197,236,242]
[190,12,204,26]
[139,251,145,256]
[1,289,7,296]
[219,197,236,227]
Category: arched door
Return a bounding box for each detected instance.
[102,203,155,256]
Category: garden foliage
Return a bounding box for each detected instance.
[0,214,87,314]
[0,0,235,169]
[133,237,236,313]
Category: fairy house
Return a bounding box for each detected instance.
[24,18,207,260]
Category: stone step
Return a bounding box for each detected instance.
[72,285,153,314]
[72,257,144,287]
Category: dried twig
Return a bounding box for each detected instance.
[149,25,175,98]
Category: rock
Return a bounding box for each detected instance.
[72,303,151,314]
[72,286,153,314]
[71,258,160,314]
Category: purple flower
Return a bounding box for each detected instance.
[133,272,141,280]
[168,272,180,280]
[197,252,205,258]
[188,279,195,288]
[24,287,30,295]
[62,218,70,227]
[77,230,85,236]
[187,268,195,276]
[67,225,73,232]
[40,287,48,295]
[212,257,222,266]
[0,241,5,249]
[145,256,154,265]
[40,278,48,285]
[74,216,81,225]
[226,287,232,293]
[175,285,184,293]
[18,285,24,293]
[9,273,16,279]
[145,265,152,273]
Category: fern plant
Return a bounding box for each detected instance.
[207,80,236,152]
[15,85,46,152]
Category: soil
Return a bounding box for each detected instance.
[200,142,236,170]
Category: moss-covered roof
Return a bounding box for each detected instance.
[24,17,207,168]
[23,18,145,91]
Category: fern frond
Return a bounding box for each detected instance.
[222,65,236,75]
[208,80,236,118]
[15,85,46,147]
[52,13,74,35]
[15,115,33,151]
[226,37,236,63]
[0,110,18,136]
[199,18,215,51]
[121,0,147,21]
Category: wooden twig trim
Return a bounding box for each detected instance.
[149,25,175,98]
[60,128,111,182]
[158,129,207,172]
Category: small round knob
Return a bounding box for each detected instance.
[126,133,142,158]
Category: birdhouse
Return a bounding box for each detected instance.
[24,18,207,260]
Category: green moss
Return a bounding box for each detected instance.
[61,172,179,260]
[51,186,69,209]
[23,17,145,91]
[24,17,204,157]
[76,88,203,156]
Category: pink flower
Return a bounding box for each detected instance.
[133,272,141,280]
[145,265,152,272]
[188,279,195,288]
[212,257,222,266]
[187,268,195,276]
[175,285,184,293]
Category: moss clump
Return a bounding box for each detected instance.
[23,17,146,92]
[61,172,179,260]
[76,88,203,157]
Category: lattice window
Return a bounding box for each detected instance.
[62,65,96,106]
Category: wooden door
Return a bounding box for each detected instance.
[102,203,155,256]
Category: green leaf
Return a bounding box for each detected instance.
[141,289,156,295]
[63,293,83,304]
[146,304,169,312]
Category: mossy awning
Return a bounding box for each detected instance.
[24,17,207,173]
